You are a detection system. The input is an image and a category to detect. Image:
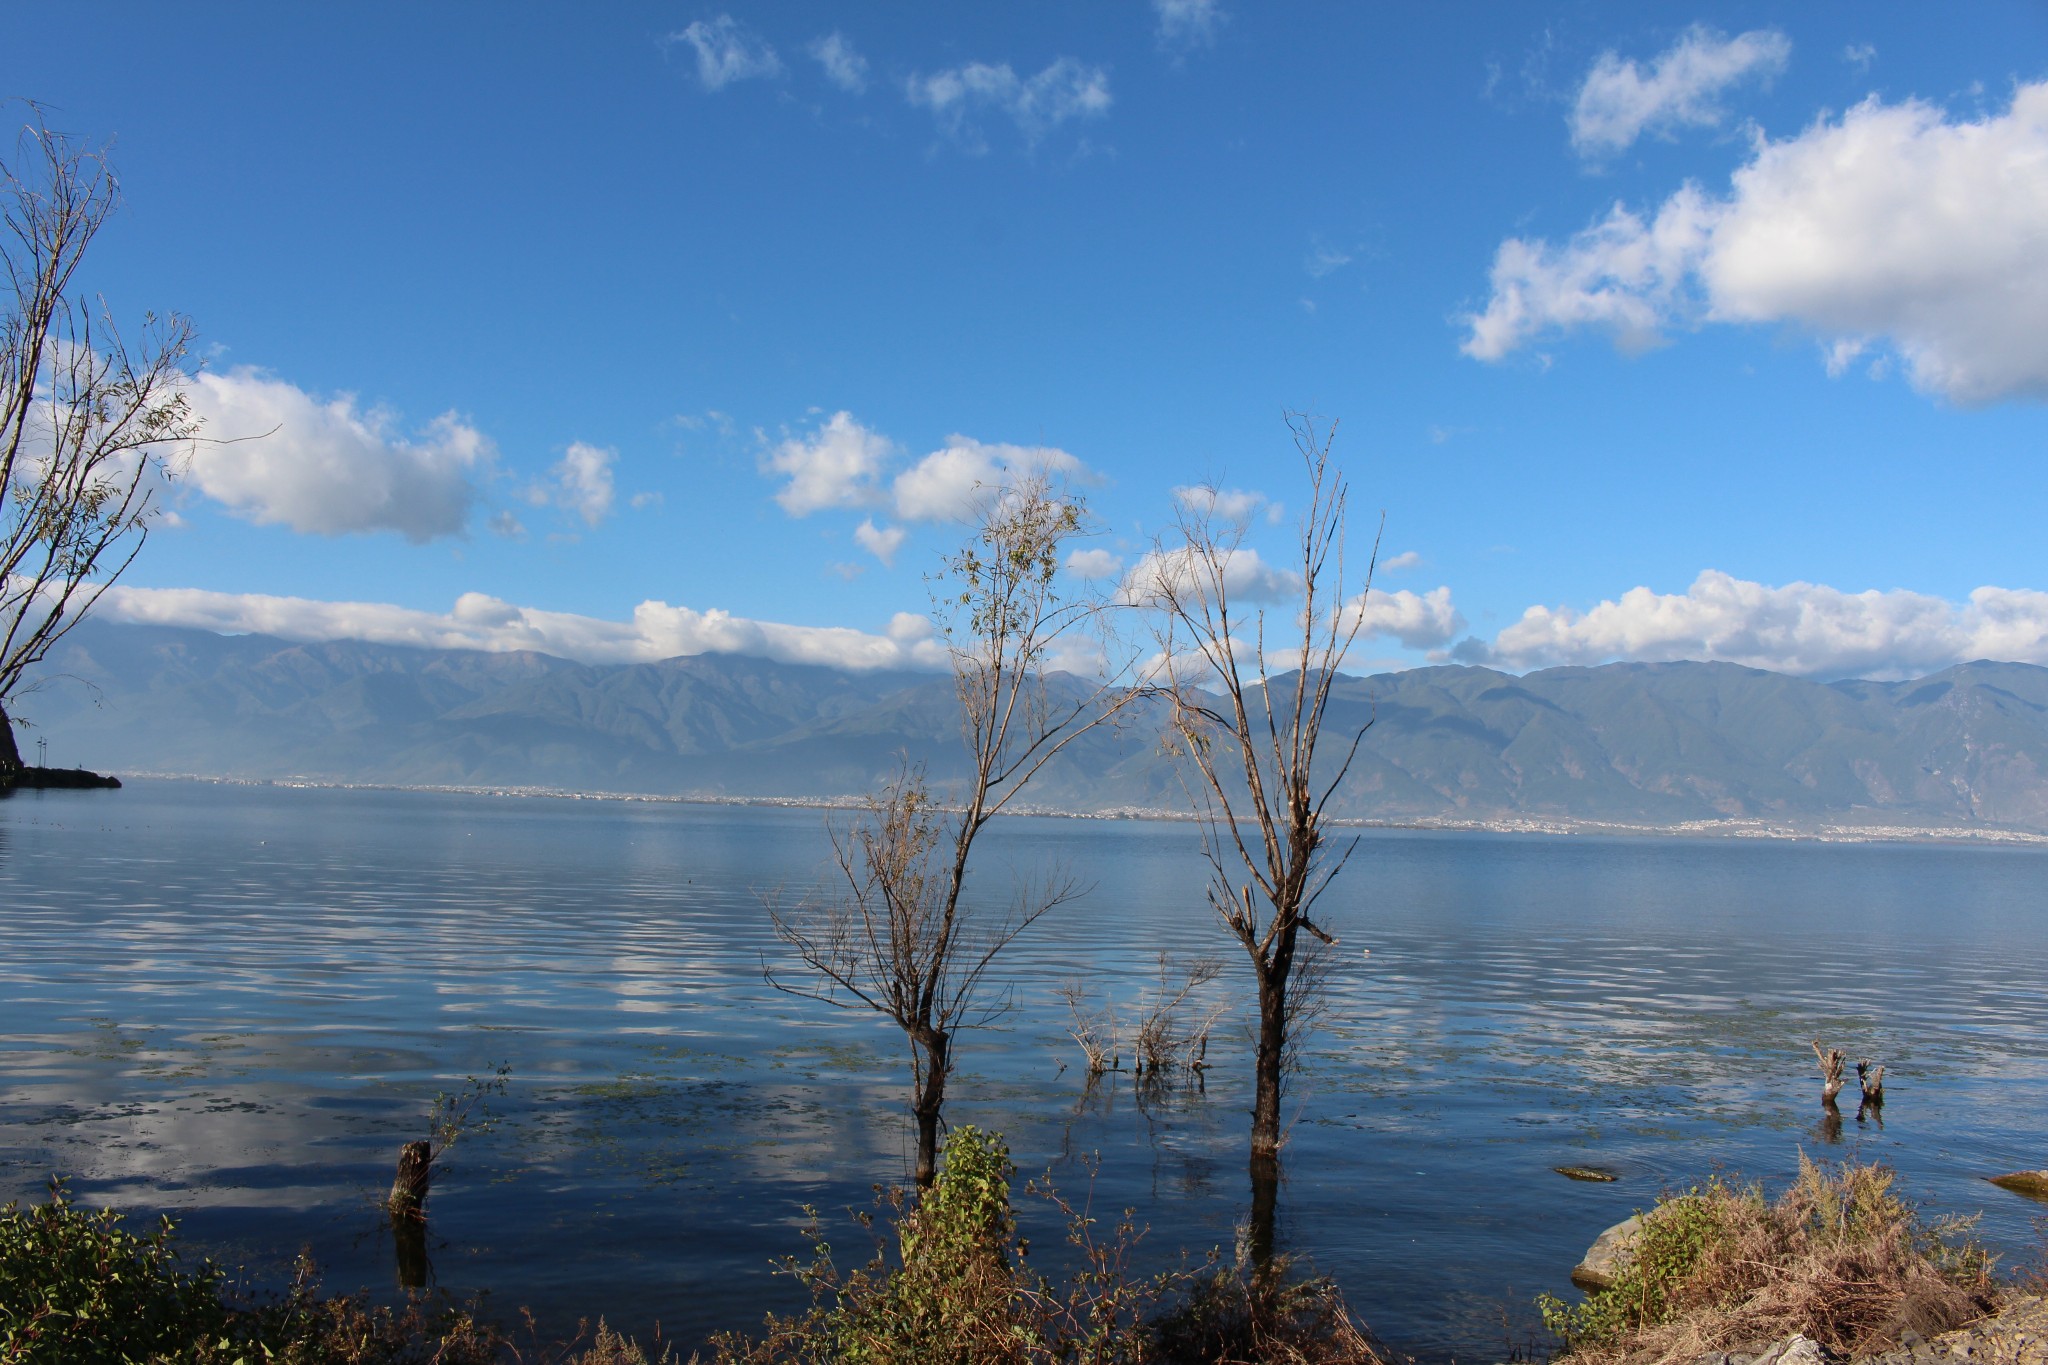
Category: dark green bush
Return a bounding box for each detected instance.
[0,1178,233,1364]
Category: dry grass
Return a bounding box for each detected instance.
[1541,1157,2000,1365]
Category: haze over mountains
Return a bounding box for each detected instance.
[18,620,2048,833]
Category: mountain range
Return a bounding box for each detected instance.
[14,620,2048,832]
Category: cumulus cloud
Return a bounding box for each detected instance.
[97,585,951,673]
[1487,571,2048,679]
[1465,80,2048,403]
[905,57,1111,150]
[891,437,1085,522]
[179,368,493,542]
[1341,586,1465,650]
[1172,484,1270,523]
[853,517,907,566]
[1064,547,1124,580]
[1123,546,1301,607]
[763,411,896,515]
[1571,26,1790,157]
[810,32,868,93]
[532,441,616,527]
[761,414,1095,531]
[1379,550,1422,572]
[1154,0,1225,50]
[671,15,782,91]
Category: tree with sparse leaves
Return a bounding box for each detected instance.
[1,108,195,779]
[1139,413,1377,1262]
[768,474,1125,1186]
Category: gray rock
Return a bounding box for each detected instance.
[1754,1334,1835,1365]
[1571,1214,1643,1291]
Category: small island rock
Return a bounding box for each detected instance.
[1989,1171,2048,1201]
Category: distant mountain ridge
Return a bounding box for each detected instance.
[16,620,2048,832]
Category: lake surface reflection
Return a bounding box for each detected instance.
[3,780,2045,1361]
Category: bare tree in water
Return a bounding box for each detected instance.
[769,474,1123,1186]
[1,109,196,778]
[1137,413,1377,1262]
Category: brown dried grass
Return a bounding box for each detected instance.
[1545,1157,1999,1365]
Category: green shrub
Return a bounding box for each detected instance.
[715,1126,1380,1364]
[0,1178,233,1364]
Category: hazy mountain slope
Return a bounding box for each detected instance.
[18,621,2048,830]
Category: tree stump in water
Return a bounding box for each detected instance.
[1811,1041,1847,1105]
[1857,1058,1885,1106]
[387,1139,434,1221]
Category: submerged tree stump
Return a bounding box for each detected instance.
[1812,1041,1847,1105]
[387,1139,434,1221]
[1857,1058,1885,1106]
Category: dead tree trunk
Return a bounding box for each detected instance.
[1251,965,1291,1163]
[387,1139,434,1221]
[911,1030,949,1187]
[1812,1041,1846,1106]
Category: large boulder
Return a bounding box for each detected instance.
[1571,1214,1643,1291]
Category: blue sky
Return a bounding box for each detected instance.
[7,2,2047,679]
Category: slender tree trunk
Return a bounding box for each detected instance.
[912,1029,949,1187]
[1248,1151,1280,1271]
[1250,966,1288,1161]
[0,701,22,778]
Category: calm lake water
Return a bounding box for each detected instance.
[3,779,2045,1360]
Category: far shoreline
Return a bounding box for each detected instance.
[55,770,2048,850]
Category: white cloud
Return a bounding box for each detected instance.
[1172,484,1269,523]
[179,368,493,542]
[1488,570,2048,679]
[1380,550,1422,572]
[1571,26,1790,157]
[853,517,907,566]
[534,441,616,527]
[905,58,1111,150]
[671,15,782,91]
[1843,43,1876,72]
[810,32,868,93]
[1461,188,1716,361]
[1341,586,1464,650]
[1154,0,1225,50]
[1305,243,1352,278]
[97,586,951,673]
[1123,545,1301,607]
[1064,547,1124,580]
[891,437,1085,522]
[1466,80,2048,404]
[764,411,896,515]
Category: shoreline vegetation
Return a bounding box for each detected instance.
[5,1143,2040,1365]
[41,771,2048,849]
